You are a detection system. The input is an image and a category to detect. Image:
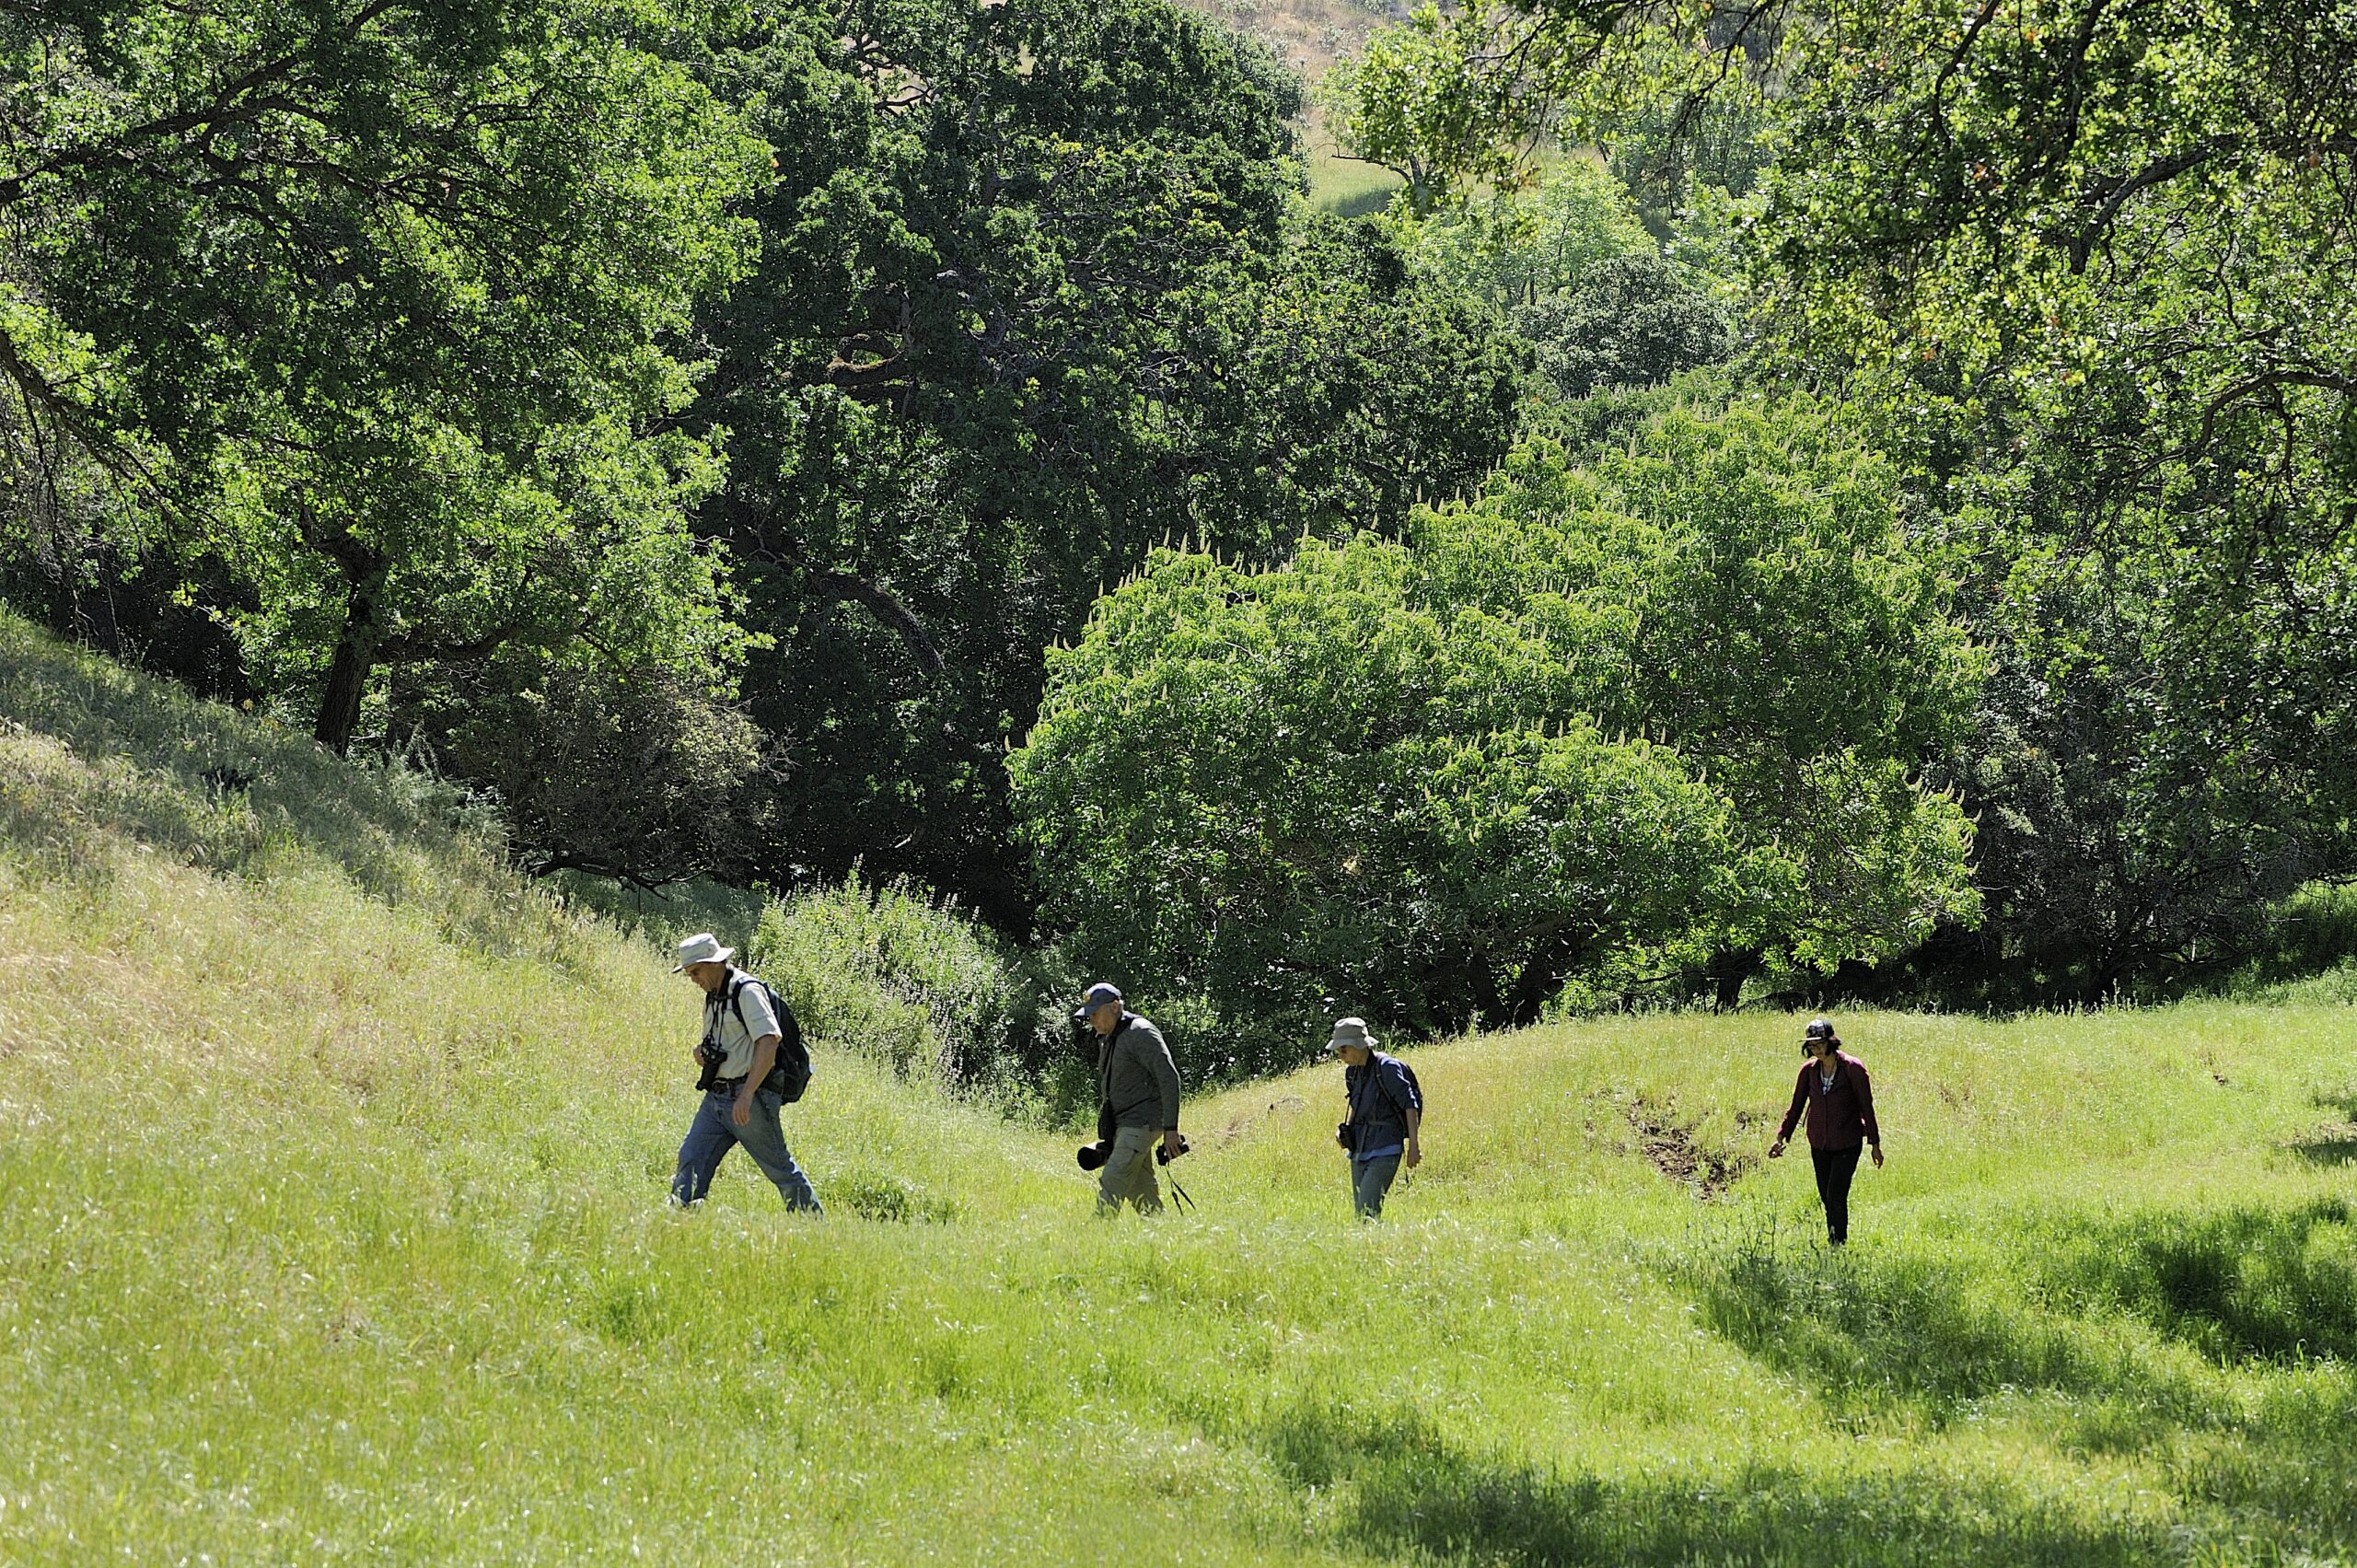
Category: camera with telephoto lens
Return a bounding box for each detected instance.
[694,1037,726,1093]
[1075,1140,1111,1171]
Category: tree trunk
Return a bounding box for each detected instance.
[1710,947,1760,1012]
[314,580,377,754]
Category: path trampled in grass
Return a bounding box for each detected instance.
[4,612,2355,1564]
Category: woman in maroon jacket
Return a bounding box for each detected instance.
[1768,1017,1884,1245]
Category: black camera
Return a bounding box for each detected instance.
[1336,1121,1353,1151]
[1155,1132,1190,1166]
[693,1039,726,1093]
[1076,1140,1111,1171]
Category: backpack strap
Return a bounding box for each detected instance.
[726,973,786,1035]
[1368,1051,1412,1120]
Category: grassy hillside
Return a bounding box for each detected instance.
[4,611,2356,1564]
[1168,0,1407,216]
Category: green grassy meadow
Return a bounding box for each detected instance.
[5,614,2356,1565]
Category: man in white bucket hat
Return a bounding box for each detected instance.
[669,932,821,1213]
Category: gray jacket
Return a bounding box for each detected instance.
[1099,1014,1182,1130]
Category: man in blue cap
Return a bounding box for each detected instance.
[1076,983,1183,1215]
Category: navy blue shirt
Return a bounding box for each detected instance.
[1343,1052,1422,1161]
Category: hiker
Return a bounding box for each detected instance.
[1076,983,1183,1216]
[1330,1016,1422,1219]
[669,932,822,1214]
[1768,1016,1881,1246]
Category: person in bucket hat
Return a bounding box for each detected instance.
[1329,1016,1421,1219]
[669,932,822,1214]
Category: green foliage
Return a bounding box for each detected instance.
[1396,157,1654,308]
[1318,7,1497,213]
[1388,159,1739,403]
[0,0,766,751]
[749,874,1085,1113]
[1330,0,2357,1001]
[675,0,1527,920]
[437,661,784,891]
[1510,250,1736,398]
[1016,531,1734,1072]
[1014,396,1980,1060]
[1419,394,1984,987]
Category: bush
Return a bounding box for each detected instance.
[1511,251,1736,400]
[749,874,1091,1120]
[439,660,783,890]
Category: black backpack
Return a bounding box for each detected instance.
[1386,1055,1422,1116]
[725,974,812,1103]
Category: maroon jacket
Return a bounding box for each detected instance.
[1777,1051,1880,1151]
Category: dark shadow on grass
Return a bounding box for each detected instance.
[1678,1221,2210,1429]
[2289,1129,2357,1166]
[2293,1087,2357,1166]
[1259,1402,2172,1566]
[2044,1197,2357,1364]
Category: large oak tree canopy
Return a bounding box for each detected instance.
[0,0,762,749]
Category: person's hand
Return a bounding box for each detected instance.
[1405,1138,1422,1170]
[731,1092,753,1129]
[1871,1144,1885,1168]
[1160,1130,1182,1160]
[1768,1139,1786,1159]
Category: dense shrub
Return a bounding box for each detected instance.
[441,661,784,890]
[1512,251,1736,399]
[749,875,1091,1119]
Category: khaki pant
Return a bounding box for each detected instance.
[1096,1123,1163,1215]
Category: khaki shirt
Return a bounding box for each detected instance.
[703,969,783,1080]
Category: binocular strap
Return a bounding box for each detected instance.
[1166,1177,1196,1214]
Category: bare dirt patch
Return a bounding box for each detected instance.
[1213,1093,1307,1147]
[1628,1097,1751,1200]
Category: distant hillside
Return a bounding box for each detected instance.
[1176,0,1411,213]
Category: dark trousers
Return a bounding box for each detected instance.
[1811,1143,1864,1245]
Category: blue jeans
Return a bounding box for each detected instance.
[1351,1155,1402,1219]
[672,1086,821,1213]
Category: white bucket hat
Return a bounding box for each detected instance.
[672,932,735,972]
[1328,1016,1376,1051]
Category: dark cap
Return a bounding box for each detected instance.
[1804,1017,1836,1040]
[1073,982,1123,1021]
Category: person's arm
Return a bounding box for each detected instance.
[1854,1059,1884,1166]
[1770,1068,1806,1156]
[733,1033,780,1126]
[1144,1027,1183,1155]
[1382,1058,1424,1168]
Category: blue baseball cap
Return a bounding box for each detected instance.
[1074,982,1123,1020]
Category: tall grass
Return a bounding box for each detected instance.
[5,609,2356,1564]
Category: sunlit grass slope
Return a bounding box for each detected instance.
[5,609,2356,1565]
